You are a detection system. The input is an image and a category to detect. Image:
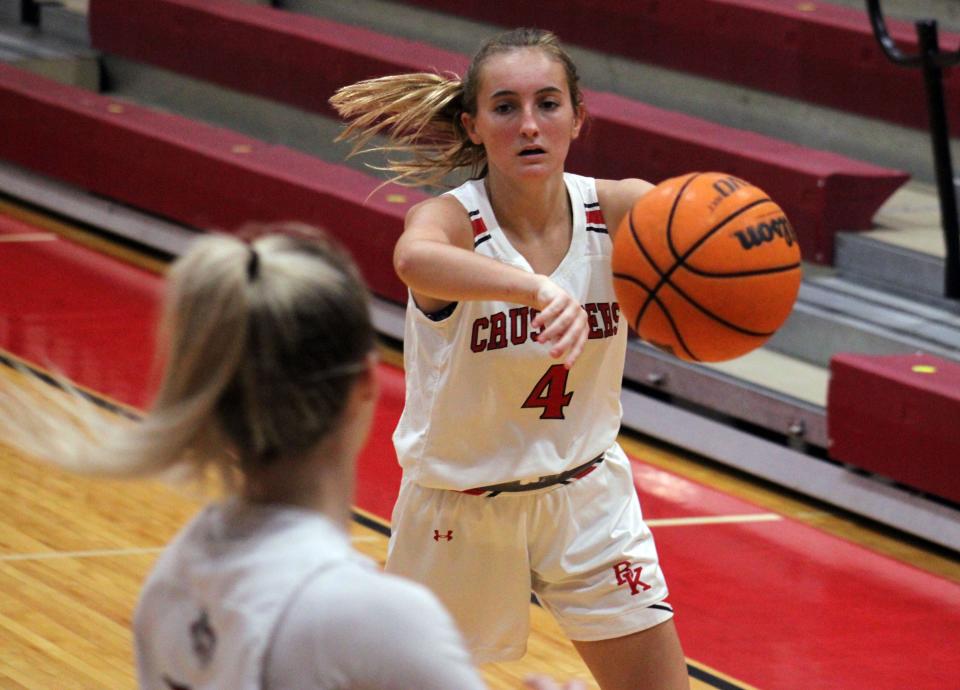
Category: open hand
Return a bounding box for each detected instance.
[531,277,589,368]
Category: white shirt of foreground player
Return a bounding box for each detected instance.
[134,498,486,690]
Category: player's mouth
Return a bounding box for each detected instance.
[518,146,546,157]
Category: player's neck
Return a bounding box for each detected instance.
[485,170,570,241]
[242,437,354,529]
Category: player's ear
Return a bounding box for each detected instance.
[461,111,483,145]
[355,351,379,402]
[571,104,585,140]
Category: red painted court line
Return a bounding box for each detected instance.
[3,214,958,690]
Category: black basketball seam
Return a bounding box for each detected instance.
[682,261,802,279]
[631,173,701,327]
[665,173,703,263]
[644,197,780,331]
[613,273,698,360]
[625,187,784,356]
[637,175,713,322]
[612,272,656,333]
[629,211,667,328]
[620,265,773,340]
[674,198,777,267]
[658,277,777,337]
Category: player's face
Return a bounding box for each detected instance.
[462,48,583,180]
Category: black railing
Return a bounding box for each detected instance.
[867,0,960,300]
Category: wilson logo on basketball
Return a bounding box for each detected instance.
[613,560,652,596]
[732,216,797,250]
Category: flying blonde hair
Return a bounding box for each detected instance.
[0,225,374,489]
[329,27,584,188]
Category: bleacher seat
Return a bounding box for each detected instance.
[0,62,419,303]
[88,0,909,264]
[828,352,960,504]
[395,0,960,131]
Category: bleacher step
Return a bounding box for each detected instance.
[0,25,97,88]
[100,55,357,167]
[284,0,956,186]
[625,342,828,449]
[35,0,90,46]
[833,181,960,308]
[0,0,19,24]
[769,276,960,366]
[836,232,953,309]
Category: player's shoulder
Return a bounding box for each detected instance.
[403,192,473,248]
[405,192,468,224]
[268,561,482,689]
[596,177,655,239]
[297,560,444,622]
[279,562,463,656]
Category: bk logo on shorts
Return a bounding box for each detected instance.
[613,560,652,596]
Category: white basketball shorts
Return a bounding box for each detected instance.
[386,443,673,663]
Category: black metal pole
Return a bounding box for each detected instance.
[21,0,41,26]
[917,20,960,299]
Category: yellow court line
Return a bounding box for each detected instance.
[647,513,783,527]
[352,505,392,531]
[0,547,164,563]
[349,535,382,544]
[687,658,763,690]
[0,198,168,274]
[0,348,144,420]
[0,232,57,242]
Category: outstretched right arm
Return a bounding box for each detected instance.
[394,196,546,312]
[394,196,589,367]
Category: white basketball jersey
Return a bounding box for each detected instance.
[393,173,627,490]
[134,500,360,690]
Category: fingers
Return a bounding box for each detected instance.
[531,291,589,368]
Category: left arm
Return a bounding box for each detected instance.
[596,177,655,241]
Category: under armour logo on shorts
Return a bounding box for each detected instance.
[433,529,454,542]
[613,560,652,595]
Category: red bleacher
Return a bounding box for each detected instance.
[0,63,418,304]
[88,0,909,264]
[828,353,960,504]
[0,0,952,537]
[397,0,960,132]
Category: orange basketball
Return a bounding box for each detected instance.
[612,172,802,362]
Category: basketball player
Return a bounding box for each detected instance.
[331,28,689,690]
[0,227,582,690]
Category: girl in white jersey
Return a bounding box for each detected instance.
[332,28,689,690]
[0,225,578,690]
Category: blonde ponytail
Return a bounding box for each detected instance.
[330,72,485,188]
[329,28,585,189]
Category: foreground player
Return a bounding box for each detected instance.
[0,227,580,689]
[332,28,689,690]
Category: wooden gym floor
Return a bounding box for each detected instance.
[1,204,959,689]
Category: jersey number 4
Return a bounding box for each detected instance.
[522,364,573,420]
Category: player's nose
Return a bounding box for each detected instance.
[519,104,539,138]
